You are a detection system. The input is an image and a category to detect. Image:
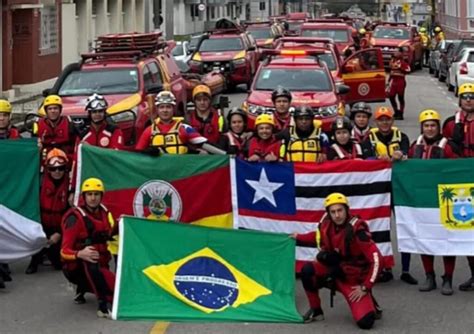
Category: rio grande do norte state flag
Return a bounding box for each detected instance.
[0,140,47,262]
[393,159,474,256]
[112,216,302,322]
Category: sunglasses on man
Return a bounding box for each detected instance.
[48,166,66,172]
[460,93,474,100]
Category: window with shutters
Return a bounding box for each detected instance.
[40,6,59,55]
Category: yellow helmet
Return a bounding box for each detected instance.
[434,26,442,33]
[44,95,63,108]
[324,193,349,208]
[255,113,274,127]
[81,177,105,194]
[0,99,12,113]
[192,84,211,100]
[359,28,366,35]
[459,83,474,96]
[419,27,426,33]
[419,109,441,123]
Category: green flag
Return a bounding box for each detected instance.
[112,217,302,323]
[0,140,46,262]
[393,159,474,256]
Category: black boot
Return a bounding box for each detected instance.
[303,307,324,323]
[441,275,453,295]
[25,257,39,275]
[0,264,12,282]
[400,272,418,285]
[394,111,404,120]
[419,273,436,292]
[0,274,5,289]
[459,277,474,291]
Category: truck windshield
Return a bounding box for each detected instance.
[58,69,139,96]
[248,28,272,39]
[373,28,410,39]
[199,38,244,52]
[255,68,331,91]
[301,29,349,42]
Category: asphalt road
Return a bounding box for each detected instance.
[2,68,473,334]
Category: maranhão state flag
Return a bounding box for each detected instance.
[393,159,474,256]
[75,145,232,228]
[231,159,394,270]
[112,216,302,322]
[0,140,47,262]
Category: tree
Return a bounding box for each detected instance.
[440,187,456,223]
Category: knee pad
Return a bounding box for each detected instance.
[357,312,375,330]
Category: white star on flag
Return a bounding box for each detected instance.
[245,168,284,207]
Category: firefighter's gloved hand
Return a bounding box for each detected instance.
[317,250,342,266]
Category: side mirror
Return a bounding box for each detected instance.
[337,84,350,95]
[42,88,51,97]
[146,83,163,94]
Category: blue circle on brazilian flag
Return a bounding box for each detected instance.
[174,256,239,309]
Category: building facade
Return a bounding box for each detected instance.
[436,0,474,38]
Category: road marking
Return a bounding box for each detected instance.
[149,322,170,334]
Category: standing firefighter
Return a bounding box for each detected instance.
[387,50,410,120]
[443,83,474,291]
[61,178,116,318]
[0,99,19,139]
[293,193,382,329]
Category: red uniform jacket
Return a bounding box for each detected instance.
[0,127,20,140]
[218,131,250,158]
[443,111,474,157]
[37,117,77,160]
[274,113,292,133]
[247,136,283,161]
[296,215,381,289]
[327,142,364,160]
[389,58,411,80]
[40,174,70,232]
[79,123,123,150]
[408,135,459,159]
[61,205,113,267]
[351,126,371,143]
[188,109,221,144]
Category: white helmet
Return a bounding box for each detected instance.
[85,93,108,111]
[155,91,176,106]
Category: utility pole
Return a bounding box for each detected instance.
[163,0,174,40]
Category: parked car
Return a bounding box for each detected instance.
[245,21,284,49]
[429,40,456,77]
[188,34,205,53]
[438,39,474,82]
[300,22,355,56]
[447,47,474,95]
[172,41,191,63]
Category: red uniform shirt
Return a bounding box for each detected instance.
[408,135,459,159]
[135,119,206,151]
[80,123,123,150]
[247,136,283,161]
[188,109,221,144]
[389,58,410,79]
[0,127,20,140]
[37,116,77,159]
[296,215,381,289]
[40,174,70,232]
[61,205,113,267]
[443,111,474,157]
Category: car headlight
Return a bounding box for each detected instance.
[188,60,201,67]
[233,58,246,65]
[401,46,410,52]
[247,103,261,114]
[318,104,338,116]
[108,107,137,123]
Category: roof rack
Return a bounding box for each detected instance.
[307,18,345,23]
[81,51,143,62]
[244,20,271,26]
[276,37,335,46]
[94,32,168,53]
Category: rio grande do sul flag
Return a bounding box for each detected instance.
[76,145,232,228]
[231,159,394,269]
[112,216,302,323]
[0,140,47,262]
[393,159,474,255]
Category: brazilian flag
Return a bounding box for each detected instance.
[112,217,302,322]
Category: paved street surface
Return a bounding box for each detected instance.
[2,68,474,334]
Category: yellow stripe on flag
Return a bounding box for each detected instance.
[190,213,233,229]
